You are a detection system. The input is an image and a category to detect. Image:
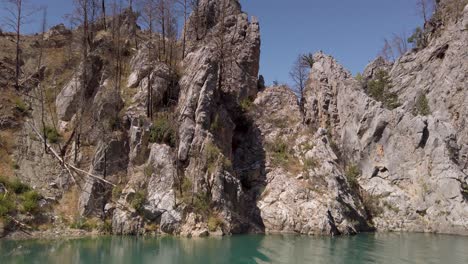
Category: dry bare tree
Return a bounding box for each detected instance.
[417,0,435,24]
[214,0,229,92]
[127,0,138,49]
[140,0,157,118]
[110,0,124,91]
[165,1,179,68]
[72,0,99,162]
[3,0,33,89]
[101,0,107,30]
[189,0,202,41]
[156,0,167,62]
[379,38,395,62]
[391,33,409,57]
[290,53,313,117]
[176,0,189,59]
[380,32,410,61]
[34,6,48,153]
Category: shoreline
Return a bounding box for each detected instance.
[3,228,468,241]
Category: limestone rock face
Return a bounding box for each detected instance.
[126,48,174,118]
[145,144,181,234]
[56,55,103,121]
[302,10,467,234]
[79,138,129,217]
[175,0,262,233]
[254,86,369,235]
[112,208,143,235]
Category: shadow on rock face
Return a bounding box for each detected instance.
[227,93,266,233]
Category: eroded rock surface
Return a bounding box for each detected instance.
[301,7,468,233]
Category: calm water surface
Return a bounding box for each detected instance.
[1,233,467,263]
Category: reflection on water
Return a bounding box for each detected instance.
[1,233,468,264]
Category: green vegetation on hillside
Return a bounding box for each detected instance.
[149,113,177,147]
[368,70,401,110]
[413,93,431,116]
[0,176,42,221]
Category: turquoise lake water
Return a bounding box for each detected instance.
[1,233,467,263]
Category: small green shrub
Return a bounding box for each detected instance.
[44,126,61,144]
[70,217,97,231]
[222,157,232,170]
[207,215,223,232]
[0,194,15,218]
[193,193,211,216]
[14,98,28,114]
[408,27,427,50]
[413,93,431,116]
[368,70,400,110]
[99,219,113,234]
[301,142,315,153]
[461,182,468,198]
[10,179,31,194]
[182,177,192,194]
[20,190,41,214]
[355,73,364,82]
[383,201,400,213]
[149,114,176,147]
[345,164,361,190]
[178,177,193,205]
[210,113,221,132]
[240,98,254,112]
[130,191,146,213]
[0,176,9,187]
[269,138,290,166]
[362,193,384,217]
[301,53,315,68]
[144,165,154,177]
[205,142,222,173]
[112,185,123,200]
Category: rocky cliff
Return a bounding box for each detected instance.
[302,3,468,234]
[1,0,466,238]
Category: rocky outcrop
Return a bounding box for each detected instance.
[55,55,103,122]
[79,138,129,217]
[174,0,262,234]
[112,144,180,235]
[254,86,369,235]
[44,24,72,41]
[302,7,468,234]
[144,144,181,233]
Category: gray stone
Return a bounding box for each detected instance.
[56,55,103,121]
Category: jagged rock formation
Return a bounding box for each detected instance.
[253,86,369,235]
[302,4,467,234]
[109,0,263,235]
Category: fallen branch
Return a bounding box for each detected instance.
[27,122,116,187]
[6,216,33,236]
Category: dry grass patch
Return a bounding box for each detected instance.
[55,186,80,225]
[0,130,15,177]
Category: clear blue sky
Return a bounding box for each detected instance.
[1,0,423,86]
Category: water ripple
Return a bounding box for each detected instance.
[1,233,468,263]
